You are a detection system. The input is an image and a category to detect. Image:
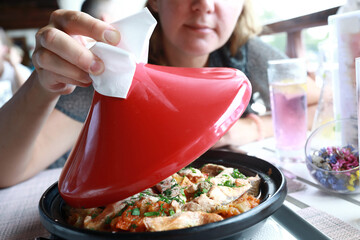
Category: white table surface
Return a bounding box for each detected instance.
[1,138,360,240]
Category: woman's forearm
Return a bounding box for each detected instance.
[12,64,27,91]
[0,72,60,187]
[213,114,273,148]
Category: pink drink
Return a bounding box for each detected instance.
[270,82,307,152]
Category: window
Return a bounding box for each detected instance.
[253,0,346,24]
[254,0,346,74]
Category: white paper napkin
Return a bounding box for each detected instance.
[89,8,157,98]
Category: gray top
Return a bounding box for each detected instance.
[208,37,287,113]
[247,38,287,111]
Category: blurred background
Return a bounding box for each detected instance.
[254,0,346,72]
[0,0,348,75]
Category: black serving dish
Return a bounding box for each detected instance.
[39,150,287,240]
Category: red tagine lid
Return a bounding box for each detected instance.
[58,63,252,208]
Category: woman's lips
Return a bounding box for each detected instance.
[184,24,214,33]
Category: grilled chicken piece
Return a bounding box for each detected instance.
[215,193,260,218]
[65,207,99,228]
[180,176,193,187]
[183,193,217,212]
[84,201,127,230]
[183,183,251,212]
[246,175,261,196]
[183,164,253,212]
[154,175,186,205]
[178,167,205,183]
[201,163,226,177]
[202,164,261,197]
[84,189,156,230]
[170,200,182,213]
[209,167,236,186]
[173,173,194,187]
[143,211,223,231]
[155,176,176,193]
[208,185,251,204]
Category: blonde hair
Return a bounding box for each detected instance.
[0,28,12,48]
[146,0,262,65]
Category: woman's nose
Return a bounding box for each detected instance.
[191,0,215,13]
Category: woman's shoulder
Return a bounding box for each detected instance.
[247,37,287,62]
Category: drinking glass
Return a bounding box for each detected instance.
[268,58,308,162]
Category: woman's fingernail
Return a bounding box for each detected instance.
[90,59,104,75]
[104,29,120,45]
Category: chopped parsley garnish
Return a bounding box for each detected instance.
[219,180,237,188]
[91,213,98,219]
[144,211,160,217]
[105,216,112,225]
[169,209,175,216]
[194,188,209,198]
[159,185,185,204]
[180,188,185,196]
[158,194,172,204]
[131,208,140,216]
[163,188,172,197]
[131,224,137,229]
[206,177,213,183]
[159,203,167,216]
[139,190,156,198]
[189,167,197,173]
[231,169,246,179]
[126,209,132,217]
[115,207,127,217]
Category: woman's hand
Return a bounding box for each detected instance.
[4,46,22,66]
[32,9,120,95]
